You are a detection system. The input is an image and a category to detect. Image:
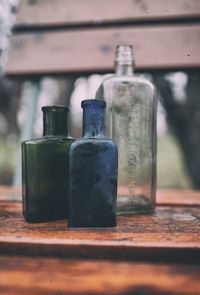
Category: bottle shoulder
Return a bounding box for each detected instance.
[70,138,117,151]
[22,136,75,145]
[102,74,154,89]
[96,74,156,103]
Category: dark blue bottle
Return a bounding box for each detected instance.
[68,99,118,228]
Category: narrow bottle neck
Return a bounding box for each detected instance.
[115,45,134,76]
[42,107,68,136]
[82,101,106,138]
[115,63,134,76]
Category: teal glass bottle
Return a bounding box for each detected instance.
[68,99,118,228]
[22,105,74,222]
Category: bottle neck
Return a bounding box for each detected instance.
[82,100,106,138]
[42,106,68,136]
[115,45,134,76]
[115,63,134,76]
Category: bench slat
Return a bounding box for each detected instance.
[0,255,199,294]
[0,198,199,261]
[16,0,200,28]
[6,24,200,75]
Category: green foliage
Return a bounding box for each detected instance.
[0,138,16,184]
[157,133,192,188]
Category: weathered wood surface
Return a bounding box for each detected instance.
[0,255,200,295]
[16,0,200,28]
[6,24,200,75]
[0,196,199,261]
[1,186,200,206]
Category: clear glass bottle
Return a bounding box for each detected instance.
[22,105,74,222]
[96,45,157,214]
[68,99,118,227]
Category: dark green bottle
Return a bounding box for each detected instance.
[22,105,74,222]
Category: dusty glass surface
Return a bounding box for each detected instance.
[96,45,157,214]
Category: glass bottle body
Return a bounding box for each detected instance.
[68,100,118,227]
[96,48,157,214]
[22,106,74,222]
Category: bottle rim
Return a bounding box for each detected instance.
[42,105,69,112]
[116,44,133,51]
[81,99,106,109]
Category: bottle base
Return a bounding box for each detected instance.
[24,212,67,223]
[68,223,116,228]
[117,194,155,215]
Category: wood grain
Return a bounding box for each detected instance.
[0,255,200,295]
[6,24,200,75]
[16,0,200,28]
[0,198,199,261]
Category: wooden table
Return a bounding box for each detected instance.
[0,186,200,294]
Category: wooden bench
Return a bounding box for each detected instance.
[2,1,200,294]
[6,0,200,75]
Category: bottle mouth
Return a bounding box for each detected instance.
[81,99,106,109]
[42,105,69,112]
[115,45,133,65]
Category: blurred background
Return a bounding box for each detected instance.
[0,0,199,189]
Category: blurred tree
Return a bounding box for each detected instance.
[0,77,21,134]
[57,77,76,106]
[153,72,200,188]
[0,0,19,72]
[0,0,20,135]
